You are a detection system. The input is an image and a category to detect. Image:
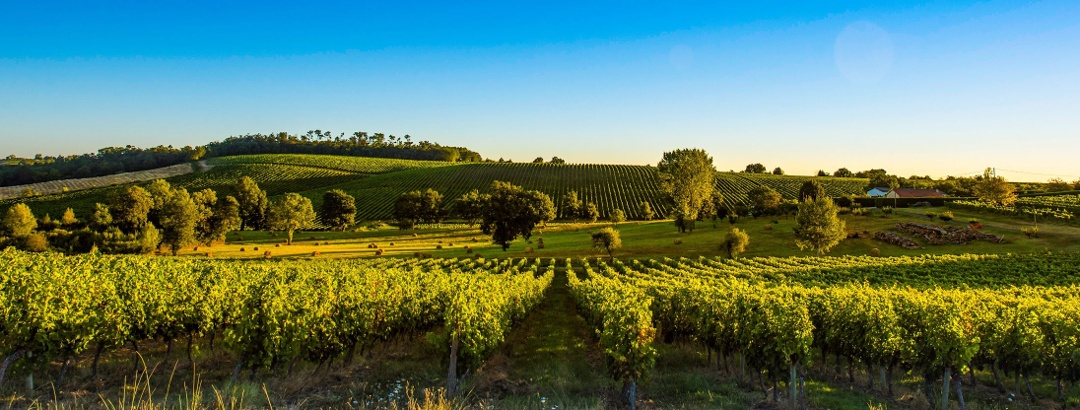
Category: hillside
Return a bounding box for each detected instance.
[0,163,195,200]
[1,153,869,223]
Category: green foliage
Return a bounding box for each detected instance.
[772,167,784,175]
[747,186,782,216]
[158,188,198,256]
[193,191,241,245]
[799,180,826,202]
[974,168,1017,206]
[267,193,316,245]
[451,189,486,226]
[393,189,443,229]
[1021,225,1039,238]
[938,210,954,222]
[89,203,112,231]
[234,176,268,231]
[2,203,37,237]
[834,167,854,178]
[817,170,829,177]
[591,227,622,258]
[793,197,846,254]
[561,190,582,220]
[638,201,654,221]
[108,185,153,233]
[320,189,356,231]
[657,148,716,233]
[609,208,626,225]
[60,207,78,227]
[480,181,555,251]
[23,232,49,252]
[580,202,599,223]
[744,163,767,173]
[724,227,749,258]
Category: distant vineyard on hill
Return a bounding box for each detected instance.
[0,163,194,200]
[1,154,869,224]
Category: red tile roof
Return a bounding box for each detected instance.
[889,188,945,197]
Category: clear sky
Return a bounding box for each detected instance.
[1,1,1078,181]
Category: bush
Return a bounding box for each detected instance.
[925,212,937,219]
[881,206,893,217]
[673,239,683,245]
[525,246,534,253]
[870,248,881,257]
[723,227,749,258]
[938,211,954,222]
[1021,226,1039,238]
[23,233,49,252]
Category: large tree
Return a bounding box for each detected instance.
[480,181,556,250]
[799,180,826,202]
[834,168,854,178]
[268,193,316,245]
[192,189,241,245]
[393,189,443,229]
[109,185,153,232]
[321,189,357,231]
[234,176,268,230]
[657,148,717,233]
[973,168,1017,206]
[591,227,622,260]
[2,203,37,237]
[144,179,173,226]
[744,163,767,173]
[747,186,783,216]
[561,190,582,220]
[793,197,846,254]
[451,189,487,227]
[89,203,113,231]
[158,188,199,256]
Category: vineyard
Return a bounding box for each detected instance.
[572,253,1080,408]
[0,154,869,224]
[0,248,552,393]
[949,195,1080,221]
[0,163,194,200]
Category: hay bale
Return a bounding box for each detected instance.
[525,247,534,253]
[375,249,384,256]
[254,247,259,251]
[263,251,272,259]
[436,245,443,250]
[312,251,321,257]
[240,247,246,252]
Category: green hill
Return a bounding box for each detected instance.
[1,154,869,224]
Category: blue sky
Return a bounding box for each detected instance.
[1,1,1078,180]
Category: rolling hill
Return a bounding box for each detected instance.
[1,153,869,224]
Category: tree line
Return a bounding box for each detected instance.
[1,130,482,187]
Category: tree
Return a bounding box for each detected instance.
[89,203,113,231]
[747,186,782,216]
[724,227,749,258]
[561,191,582,220]
[1046,178,1071,192]
[321,190,357,231]
[591,227,622,260]
[480,181,555,251]
[581,202,600,223]
[834,168,854,178]
[144,179,173,226]
[793,197,846,254]
[393,189,443,229]
[974,168,1017,206]
[658,149,717,233]
[639,201,655,221]
[532,157,544,163]
[698,191,726,223]
[550,156,566,164]
[799,180,826,202]
[109,185,153,233]
[60,208,78,227]
[192,189,241,245]
[157,188,198,256]
[817,170,829,177]
[268,193,316,245]
[744,163,767,173]
[451,189,487,227]
[772,167,785,175]
[2,203,37,237]
[610,209,626,225]
[234,176,268,230]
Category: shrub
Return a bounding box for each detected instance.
[673,239,683,245]
[938,211,954,222]
[728,214,739,225]
[23,233,49,252]
[925,212,936,219]
[870,248,881,257]
[1021,226,1039,238]
[525,246,534,253]
[723,227,749,258]
[881,206,893,217]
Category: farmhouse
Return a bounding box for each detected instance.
[885,188,946,198]
[866,187,891,197]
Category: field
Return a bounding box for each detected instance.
[3,153,1079,410]
[0,163,195,200]
[0,154,869,224]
